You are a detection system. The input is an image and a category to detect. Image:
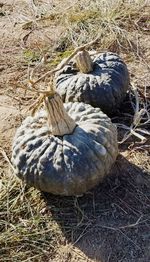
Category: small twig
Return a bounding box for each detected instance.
[15,82,54,95]
[135,128,150,135]
[74,198,85,227]
[5,94,21,102]
[132,86,140,125]
[27,93,53,116]
[118,215,144,229]
[95,215,145,231]
[29,94,45,116]
[130,129,147,143]
[21,29,34,48]
[0,147,15,172]
[73,223,91,245]
[116,124,147,144]
[15,80,56,115]
[29,55,46,81]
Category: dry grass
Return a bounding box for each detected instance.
[0,0,150,261]
[0,172,63,261]
[5,0,149,67]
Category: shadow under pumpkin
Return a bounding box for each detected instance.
[41,155,150,262]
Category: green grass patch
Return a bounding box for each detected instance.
[48,49,74,67]
[23,49,41,63]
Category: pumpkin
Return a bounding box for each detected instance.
[55,50,130,115]
[11,92,118,196]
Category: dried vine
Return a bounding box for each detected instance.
[17,35,102,114]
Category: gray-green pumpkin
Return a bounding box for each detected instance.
[12,93,118,196]
[55,50,130,115]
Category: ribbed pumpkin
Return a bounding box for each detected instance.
[55,50,130,115]
[12,92,118,196]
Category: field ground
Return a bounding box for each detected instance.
[0,0,150,261]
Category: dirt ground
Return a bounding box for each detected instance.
[0,1,150,262]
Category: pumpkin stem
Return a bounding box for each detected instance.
[44,92,76,136]
[75,50,93,73]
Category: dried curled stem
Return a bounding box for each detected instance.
[116,83,150,144]
[29,34,101,87]
[16,35,102,114]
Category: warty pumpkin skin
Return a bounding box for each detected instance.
[12,94,118,196]
[55,52,130,115]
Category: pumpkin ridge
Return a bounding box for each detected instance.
[66,76,81,102]
[75,75,85,102]
[66,104,113,132]
[12,124,49,156]
[63,129,106,191]
[56,75,73,102]
[16,138,51,186]
[83,77,92,104]
[77,123,117,165]
[51,136,87,195]
[24,138,51,168]
[63,102,78,117]
[61,137,83,193]
[36,139,59,191]
[69,127,108,176]
[94,54,129,95]
[79,122,116,147]
[12,134,37,155]
[93,52,122,63]
[76,125,110,159]
[109,74,124,107]
[64,102,117,153]
[79,119,114,135]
